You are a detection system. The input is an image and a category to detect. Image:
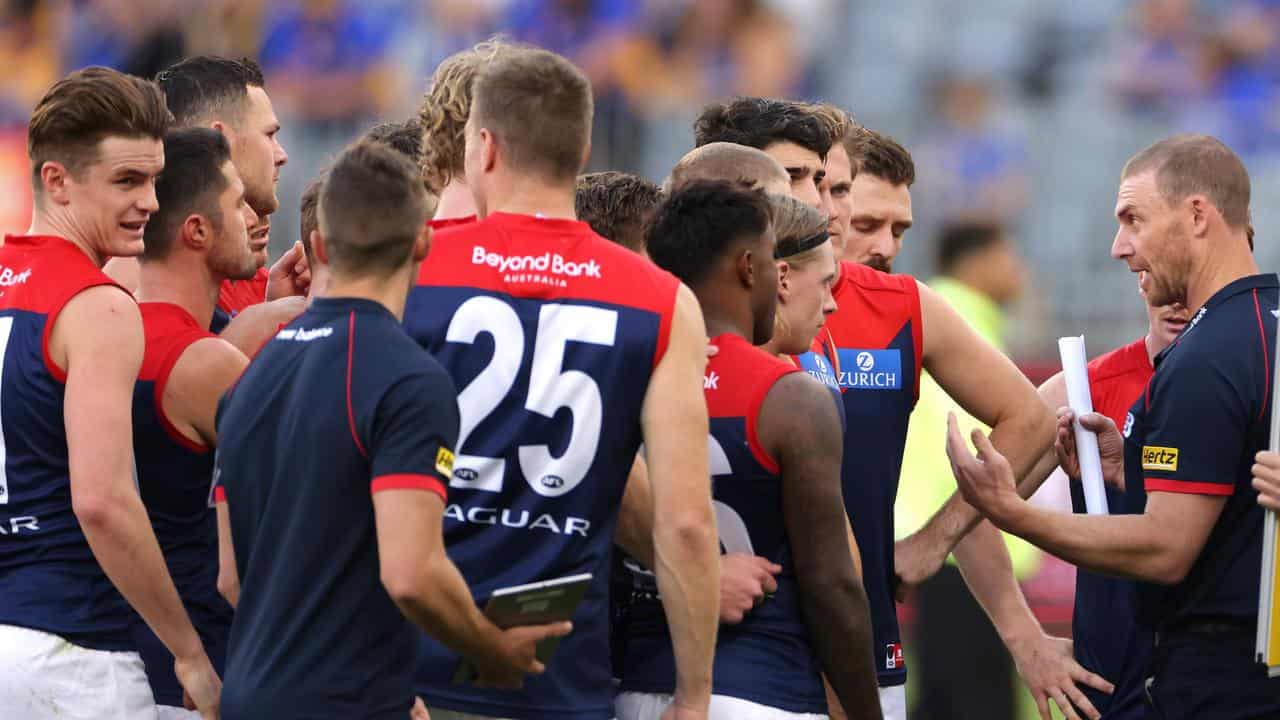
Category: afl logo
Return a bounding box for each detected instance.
[856,352,875,372]
[454,468,479,482]
[1122,412,1134,438]
[541,474,565,490]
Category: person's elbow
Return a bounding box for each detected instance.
[380,546,444,607]
[217,569,240,607]
[71,483,129,533]
[1148,546,1198,585]
[654,507,718,560]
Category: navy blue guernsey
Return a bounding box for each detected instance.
[0,235,135,651]
[795,327,846,429]
[215,297,459,720]
[404,212,679,719]
[1125,274,1278,633]
[130,302,231,706]
[825,261,923,686]
[618,334,828,713]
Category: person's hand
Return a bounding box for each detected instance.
[1007,633,1113,720]
[660,695,709,720]
[893,530,947,602]
[1253,450,1280,511]
[174,651,221,719]
[266,241,311,300]
[409,696,430,720]
[1054,408,1125,490]
[474,621,573,689]
[719,553,781,624]
[946,412,1022,526]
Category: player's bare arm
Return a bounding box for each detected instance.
[640,283,720,712]
[54,285,221,717]
[761,372,880,719]
[950,412,1226,584]
[616,452,781,625]
[373,489,571,689]
[102,256,141,294]
[216,502,238,607]
[218,296,306,357]
[164,337,250,447]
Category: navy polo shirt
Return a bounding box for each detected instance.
[215,297,459,720]
[1125,273,1278,631]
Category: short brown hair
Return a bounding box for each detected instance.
[809,103,857,151]
[770,194,828,261]
[666,142,789,193]
[693,97,833,161]
[1121,133,1251,229]
[845,127,915,187]
[319,142,430,277]
[575,171,662,253]
[143,127,232,262]
[28,66,172,190]
[418,38,518,192]
[299,175,324,263]
[470,47,593,183]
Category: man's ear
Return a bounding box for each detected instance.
[776,260,792,299]
[480,128,498,175]
[311,230,330,267]
[413,224,431,263]
[1186,194,1212,238]
[736,248,755,289]
[181,213,211,250]
[39,161,72,205]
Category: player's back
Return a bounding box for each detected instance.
[404,212,679,718]
[129,302,231,706]
[0,234,135,651]
[617,333,828,714]
[216,297,451,720]
[825,260,923,685]
[1070,338,1153,719]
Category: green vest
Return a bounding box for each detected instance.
[896,277,1042,579]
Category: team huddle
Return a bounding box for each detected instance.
[0,36,1278,720]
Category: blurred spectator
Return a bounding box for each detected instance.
[1109,0,1200,115]
[1184,4,1280,157]
[184,0,272,60]
[916,74,1029,224]
[64,0,185,78]
[258,0,397,126]
[0,0,61,125]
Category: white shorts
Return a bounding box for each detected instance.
[427,709,611,720]
[878,685,906,720]
[616,691,827,720]
[156,706,200,720]
[0,624,157,720]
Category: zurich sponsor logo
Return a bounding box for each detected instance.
[836,348,903,390]
[797,352,839,390]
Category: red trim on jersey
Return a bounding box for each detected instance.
[428,215,476,231]
[1254,290,1270,423]
[906,279,924,402]
[346,312,368,459]
[152,343,210,454]
[142,304,215,454]
[213,486,227,503]
[746,360,802,476]
[217,268,269,315]
[371,473,447,502]
[1144,478,1234,496]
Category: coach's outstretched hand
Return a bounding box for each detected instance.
[175,651,221,719]
[946,413,1022,526]
[1054,408,1125,491]
[1008,633,1113,720]
[1253,450,1280,511]
[891,531,948,602]
[475,621,573,689]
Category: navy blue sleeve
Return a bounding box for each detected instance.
[366,363,460,500]
[1141,345,1259,496]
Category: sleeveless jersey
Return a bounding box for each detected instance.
[129,302,231,706]
[404,212,679,719]
[1069,337,1153,720]
[0,234,134,651]
[825,261,923,686]
[618,333,829,713]
[793,327,845,428]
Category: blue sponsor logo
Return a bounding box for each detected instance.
[797,351,840,390]
[836,349,902,390]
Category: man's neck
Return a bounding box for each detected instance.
[135,254,221,329]
[434,180,477,220]
[27,210,104,267]
[321,269,411,321]
[698,287,754,345]
[483,175,577,220]
[1143,333,1160,365]
[1185,233,1260,312]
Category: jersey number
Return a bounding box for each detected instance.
[445,297,617,497]
[708,434,754,555]
[0,316,10,504]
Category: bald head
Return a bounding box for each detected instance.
[666,142,790,197]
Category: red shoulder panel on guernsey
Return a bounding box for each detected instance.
[417,212,681,367]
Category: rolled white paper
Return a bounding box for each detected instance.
[1058,335,1110,515]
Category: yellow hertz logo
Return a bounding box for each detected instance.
[1142,446,1179,472]
[436,447,455,478]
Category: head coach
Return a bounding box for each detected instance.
[947,133,1280,719]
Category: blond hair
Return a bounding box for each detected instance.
[417,38,518,193]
